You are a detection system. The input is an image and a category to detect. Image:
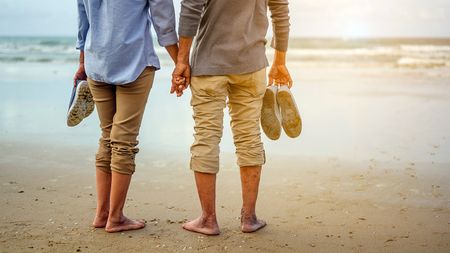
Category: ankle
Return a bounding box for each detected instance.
[241,209,257,222]
[96,208,109,217]
[197,213,218,227]
[108,212,124,224]
[201,213,217,221]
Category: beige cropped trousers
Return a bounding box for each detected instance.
[88,67,154,175]
[190,68,267,174]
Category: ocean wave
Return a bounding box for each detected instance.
[0,44,77,54]
[286,45,450,58]
[275,44,450,68]
[0,37,78,63]
[1,37,450,68]
[400,45,450,53]
[0,55,78,63]
[287,47,396,56]
[397,57,450,68]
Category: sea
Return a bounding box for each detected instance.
[1,36,450,163]
[1,37,450,68]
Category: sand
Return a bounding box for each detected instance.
[1,147,449,253]
[1,64,450,252]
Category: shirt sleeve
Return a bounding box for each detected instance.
[76,0,89,51]
[178,0,207,37]
[148,0,178,47]
[268,0,290,52]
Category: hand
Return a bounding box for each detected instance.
[73,64,87,86]
[171,62,190,97]
[268,64,293,88]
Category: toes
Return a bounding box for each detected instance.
[92,216,108,228]
[128,219,146,229]
[136,219,146,225]
[241,219,267,233]
[93,222,107,228]
[182,221,194,230]
[104,218,146,233]
[259,219,267,227]
[182,219,220,236]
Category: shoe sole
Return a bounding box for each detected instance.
[277,89,302,138]
[67,82,94,127]
[261,88,281,140]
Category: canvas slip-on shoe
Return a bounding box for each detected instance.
[261,85,282,140]
[276,85,302,138]
[67,80,94,127]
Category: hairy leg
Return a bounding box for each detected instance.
[183,171,220,235]
[240,166,266,233]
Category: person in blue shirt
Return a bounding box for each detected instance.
[73,0,179,233]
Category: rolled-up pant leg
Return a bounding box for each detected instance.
[227,68,266,167]
[110,68,155,175]
[88,79,116,174]
[190,75,228,174]
[88,67,154,175]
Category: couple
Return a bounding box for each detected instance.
[74,0,291,235]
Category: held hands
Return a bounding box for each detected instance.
[268,64,293,88]
[171,62,190,97]
[170,37,193,97]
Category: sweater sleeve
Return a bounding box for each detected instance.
[178,0,207,37]
[268,0,290,51]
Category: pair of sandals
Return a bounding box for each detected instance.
[261,85,302,140]
[67,80,95,127]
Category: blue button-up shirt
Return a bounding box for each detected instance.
[76,0,178,84]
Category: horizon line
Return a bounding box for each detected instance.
[1,35,450,40]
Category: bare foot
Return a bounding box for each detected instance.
[105,215,146,233]
[92,212,108,228]
[182,215,220,236]
[241,214,266,233]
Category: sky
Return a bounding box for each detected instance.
[0,0,449,38]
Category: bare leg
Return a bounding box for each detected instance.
[183,171,220,235]
[105,172,145,233]
[92,169,111,228]
[240,166,266,233]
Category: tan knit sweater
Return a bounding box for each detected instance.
[179,0,290,76]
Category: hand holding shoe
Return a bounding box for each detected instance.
[268,50,293,88]
[73,51,87,85]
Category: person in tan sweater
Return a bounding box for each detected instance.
[172,0,292,235]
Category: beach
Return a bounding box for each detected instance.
[1,37,450,252]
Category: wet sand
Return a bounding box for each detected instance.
[1,64,450,252]
[1,145,449,252]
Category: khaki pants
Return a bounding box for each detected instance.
[88,67,155,175]
[190,68,266,174]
